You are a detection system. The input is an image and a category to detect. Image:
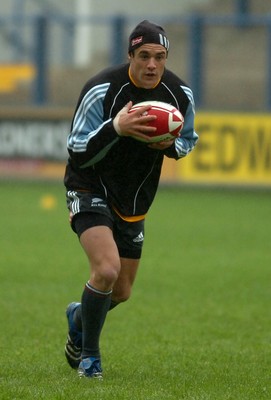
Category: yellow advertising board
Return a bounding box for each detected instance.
[162,112,271,186]
[0,108,270,185]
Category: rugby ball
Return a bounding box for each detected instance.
[130,101,184,143]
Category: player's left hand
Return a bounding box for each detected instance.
[148,139,175,150]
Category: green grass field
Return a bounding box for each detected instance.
[0,181,270,400]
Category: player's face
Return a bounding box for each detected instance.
[129,44,167,89]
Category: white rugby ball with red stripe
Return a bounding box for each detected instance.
[130,101,184,143]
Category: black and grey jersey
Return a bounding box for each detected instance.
[64,63,198,217]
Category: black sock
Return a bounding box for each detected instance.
[109,300,119,310]
[72,300,119,333]
[81,282,112,359]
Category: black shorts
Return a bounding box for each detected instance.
[66,190,145,259]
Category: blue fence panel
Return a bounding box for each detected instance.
[0,11,271,109]
[34,16,49,104]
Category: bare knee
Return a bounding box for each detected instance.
[112,286,132,303]
[111,257,140,303]
[80,226,121,291]
[90,259,121,292]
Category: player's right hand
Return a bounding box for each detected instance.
[113,101,157,142]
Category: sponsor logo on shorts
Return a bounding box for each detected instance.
[133,231,144,243]
[91,197,106,208]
